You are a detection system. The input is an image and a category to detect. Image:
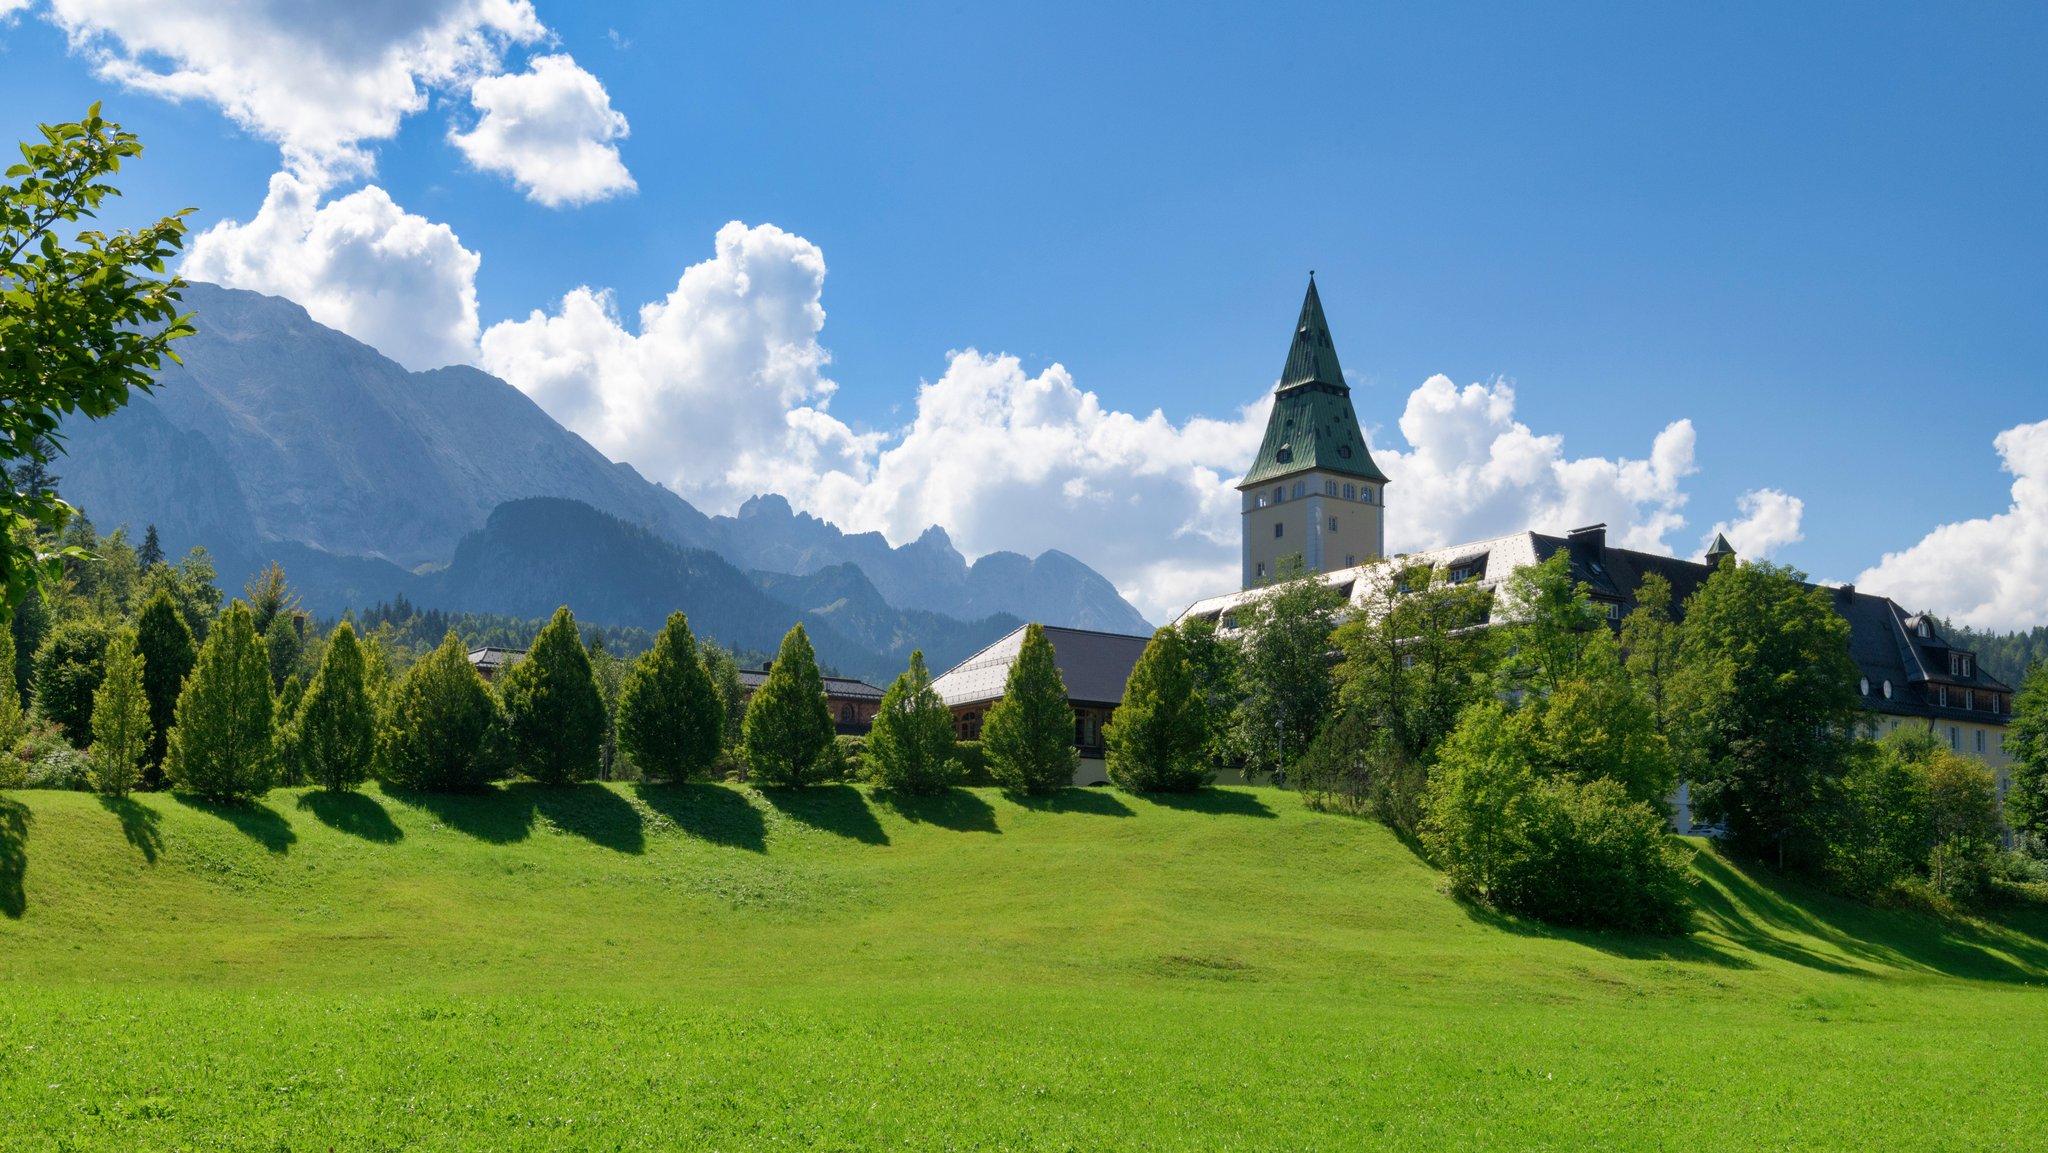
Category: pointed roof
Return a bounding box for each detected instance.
[1705,532,1736,564]
[1280,275,1347,390]
[1240,276,1387,488]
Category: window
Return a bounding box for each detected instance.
[1860,677,1870,696]
[1883,680,1893,699]
[1938,685,1949,708]
[1292,481,1306,499]
[1343,484,1356,500]
[1274,523,1284,539]
[1274,486,1285,503]
[1329,516,1339,532]
[1364,487,1376,505]
[1967,689,1976,711]
[1253,563,1264,580]
[1345,554,1356,566]
[1325,480,1339,496]
[1918,620,1930,638]
[1964,657,1973,677]
[1606,602,1622,622]
[1276,446,1293,464]
[1256,495,1267,508]
[1950,726,1960,751]
[1975,730,1986,754]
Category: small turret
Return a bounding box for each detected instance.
[1705,532,1737,567]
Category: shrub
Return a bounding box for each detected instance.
[866,650,959,795]
[742,625,836,786]
[377,632,502,793]
[296,622,376,791]
[25,744,93,791]
[836,734,867,780]
[88,629,150,795]
[983,624,1077,794]
[953,740,989,786]
[165,602,276,801]
[1105,627,1210,794]
[499,607,606,785]
[617,611,723,782]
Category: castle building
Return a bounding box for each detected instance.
[1239,277,1388,588]
[1182,279,2017,782]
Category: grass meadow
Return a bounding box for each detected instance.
[2,782,2046,1149]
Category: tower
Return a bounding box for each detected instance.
[1238,276,1388,588]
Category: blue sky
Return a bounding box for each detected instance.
[5,2,2045,624]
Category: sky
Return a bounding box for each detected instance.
[4,1,2045,627]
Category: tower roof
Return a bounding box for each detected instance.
[1279,275,1347,390]
[1705,532,1736,564]
[1240,276,1387,488]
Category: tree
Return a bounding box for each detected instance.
[9,583,48,697]
[1521,632,1674,809]
[1177,613,1245,767]
[2006,664,2048,843]
[982,623,1078,794]
[135,586,195,783]
[88,628,149,794]
[498,606,606,786]
[700,644,747,751]
[265,612,304,691]
[866,649,959,794]
[0,621,22,755]
[1105,627,1210,793]
[1497,551,1603,695]
[377,631,501,793]
[137,524,163,570]
[272,673,306,786]
[1334,559,1495,760]
[1,106,193,617]
[242,561,301,636]
[586,636,628,779]
[32,616,114,745]
[1675,559,1860,870]
[1830,734,1931,899]
[1924,749,2002,901]
[1236,558,1344,781]
[1620,572,1683,736]
[295,622,376,791]
[617,611,723,782]
[145,548,221,642]
[165,601,274,800]
[741,624,836,786]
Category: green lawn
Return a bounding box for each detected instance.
[2,782,2046,1150]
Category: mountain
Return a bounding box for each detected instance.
[424,499,1017,681]
[55,281,1150,635]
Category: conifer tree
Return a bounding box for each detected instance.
[741,624,836,786]
[701,645,747,750]
[297,623,375,791]
[377,632,501,793]
[135,587,196,784]
[0,623,22,755]
[138,524,164,570]
[498,606,606,785]
[272,673,306,786]
[265,611,304,690]
[618,611,722,782]
[983,623,1078,794]
[166,601,275,800]
[1105,627,1211,793]
[89,629,150,795]
[867,649,959,794]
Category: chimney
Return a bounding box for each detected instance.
[1568,523,1607,555]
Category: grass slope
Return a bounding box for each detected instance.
[2,783,2046,1150]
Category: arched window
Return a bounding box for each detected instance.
[1292,481,1306,499]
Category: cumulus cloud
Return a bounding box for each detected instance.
[45,0,544,182]
[1858,419,2048,629]
[451,54,634,207]
[183,171,481,371]
[1372,376,1697,556]
[480,221,874,505]
[1702,488,1804,561]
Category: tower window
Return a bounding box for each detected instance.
[1276,447,1293,464]
[1274,523,1284,539]
[1329,516,1339,532]
[1254,563,1265,579]
[1364,488,1376,505]
[1325,480,1339,496]
[1345,554,1355,566]
[1343,484,1355,500]
[1338,446,1353,459]
[1274,486,1284,504]
[1292,481,1306,498]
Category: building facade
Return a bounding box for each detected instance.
[1239,277,1388,587]
[929,623,1153,786]
[735,667,886,735]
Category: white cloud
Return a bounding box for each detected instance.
[1702,488,1804,561]
[46,0,544,183]
[183,171,481,371]
[1858,419,2048,629]
[450,54,634,207]
[480,220,873,506]
[1373,376,1698,557]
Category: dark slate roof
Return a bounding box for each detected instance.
[1240,279,1388,488]
[737,668,886,701]
[931,624,1153,708]
[467,646,526,670]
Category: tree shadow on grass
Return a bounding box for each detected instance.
[173,793,296,854]
[295,789,403,844]
[522,782,645,854]
[1456,899,1761,971]
[1011,788,1134,817]
[632,781,766,853]
[876,788,1000,834]
[98,794,164,863]
[0,796,28,918]
[1138,788,1277,819]
[389,787,536,845]
[759,784,889,845]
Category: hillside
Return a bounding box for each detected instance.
[3,783,2045,1148]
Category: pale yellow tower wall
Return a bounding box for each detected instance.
[1240,471,1385,586]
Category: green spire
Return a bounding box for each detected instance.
[1279,274,1346,391]
[1240,276,1386,488]
[1705,532,1737,565]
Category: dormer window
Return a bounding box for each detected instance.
[1337,446,1353,459]
[1917,620,1930,638]
[1276,447,1293,464]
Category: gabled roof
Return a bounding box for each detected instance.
[930,624,1153,708]
[736,668,887,701]
[1240,277,1387,488]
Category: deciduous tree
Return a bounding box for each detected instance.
[88,628,148,795]
[2006,664,2048,844]
[1105,627,1210,793]
[1236,558,1343,781]
[32,616,113,745]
